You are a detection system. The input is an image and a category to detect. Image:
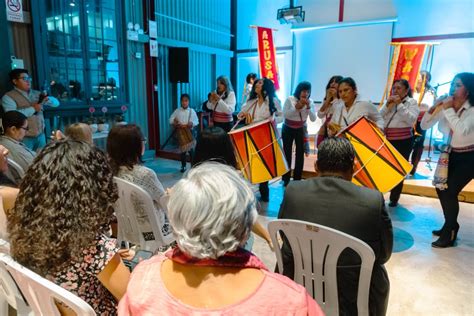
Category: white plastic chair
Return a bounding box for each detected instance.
[0,253,95,316]
[268,219,375,316]
[0,239,32,315]
[114,177,175,252]
[6,158,25,184]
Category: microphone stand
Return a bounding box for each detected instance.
[425,80,452,167]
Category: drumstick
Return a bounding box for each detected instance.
[230,119,244,131]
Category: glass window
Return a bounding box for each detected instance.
[40,0,123,106]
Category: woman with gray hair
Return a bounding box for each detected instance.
[119,162,323,315]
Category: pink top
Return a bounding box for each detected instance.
[118,254,324,315]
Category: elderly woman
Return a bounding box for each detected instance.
[8,140,130,314]
[119,162,323,315]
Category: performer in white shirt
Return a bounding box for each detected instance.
[379,79,419,207]
[317,75,343,147]
[326,77,384,136]
[238,78,282,202]
[281,81,316,186]
[207,76,236,132]
[241,73,257,107]
[170,94,199,173]
[410,70,437,175]
[421,72,474,248]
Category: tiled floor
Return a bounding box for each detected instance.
[147,157,474,316]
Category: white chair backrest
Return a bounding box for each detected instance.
[268,219,375,316]
[114,177,174,251]
[0,239,32,315]
[6,158,25,184]
[0,253,95,316]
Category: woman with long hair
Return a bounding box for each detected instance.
[237,78,282,201]
[8,140,130,314]
[421,72,474,248]
[281,81,316,186]
[379,79,419,207]
[107,124,171,243]
[317,75,343,146]
[207,75,236,132]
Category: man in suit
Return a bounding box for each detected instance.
[278,137,393,316]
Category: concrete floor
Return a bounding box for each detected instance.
[147,157,474,316]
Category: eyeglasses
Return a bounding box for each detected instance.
[18,76,32,81]
[20,126,29,131]
[141,137,147,145]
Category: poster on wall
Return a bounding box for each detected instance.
[256,27,280,90]
[149,39,158,57]
[149,20,157,39]
[5,0,24,23]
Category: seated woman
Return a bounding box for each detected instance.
[0,111,36,174]
[107,124,172,244]
[118,162,323,315]
[8,140,130,315]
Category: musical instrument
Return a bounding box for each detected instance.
[339,117,412,193]
[175,127,195,153]
[228,119,288,184]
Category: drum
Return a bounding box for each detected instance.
[229,119,288,184]
[175,127,195,153]
[339,117,412,193]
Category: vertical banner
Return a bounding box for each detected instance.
[392,44,427,90]
[257,27,280,90]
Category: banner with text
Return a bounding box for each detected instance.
[257,27,279,90]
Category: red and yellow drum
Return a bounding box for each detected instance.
[339,117,412,193]
[229,119,288,184]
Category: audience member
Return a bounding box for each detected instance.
[8,140,130,314]
[2,69,59,151]
[118,162,323,315]
[0,111,36,174]
[279,137,393,315]
[241,72,257,106]
[107,124,172,245]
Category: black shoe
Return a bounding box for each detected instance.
[283,179,290,187]
[388,201,398,207]
[432,225,459,248]
[180,166,186,173]
[432,228,444,237]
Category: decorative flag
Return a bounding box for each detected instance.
[257,27,280,90]
[381,43,427,105]
[339,117,412,193]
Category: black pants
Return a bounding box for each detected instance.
[213,121,233,133]
[282,125,305,183]
[436,151,474,230]
[259,181,269,201]
[180,149,194,168]
[389,137,414,203]
[410,125,427,174]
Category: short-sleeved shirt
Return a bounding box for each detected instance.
[47,234,119,315]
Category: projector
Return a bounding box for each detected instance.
[277,6,305,24]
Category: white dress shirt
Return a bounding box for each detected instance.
[421,100,474,148]
[240,97,283,123]
[317,98,344,119]
[169,107,199,127]
[206,91,236,114]
[379,96,419,128]
[283,96,316,122]
[328,96,384,133]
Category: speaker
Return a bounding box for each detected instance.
[169,47,189,83]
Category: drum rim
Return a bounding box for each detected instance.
[228,118,272,134]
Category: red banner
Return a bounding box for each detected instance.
[392,44,426,91]
[257,27,280,90]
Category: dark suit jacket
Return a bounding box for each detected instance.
[278,176,393,316]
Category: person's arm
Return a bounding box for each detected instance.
[2,95,36,117]
[190,109,199,127]
[252,220,273,250]
[97,253,130,300]
[169,109,178,125]
[0,187,19,216]
[398,98,420,125]
[379,102,389,119]
[273,98,284,124]
[283,97,297,118]
[443,106,474,136]
[377,194,393,264]
[367,102,385,130]
[216,91,236,114]
[306,99,316,122]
